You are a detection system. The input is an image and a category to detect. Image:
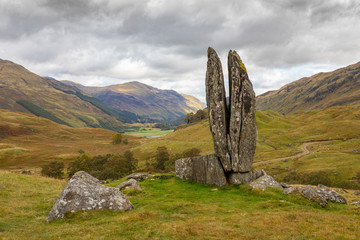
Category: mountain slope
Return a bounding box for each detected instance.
[256,61,360,114]
[0,59,128,131]
[62,80,206,121]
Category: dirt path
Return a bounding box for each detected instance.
[254,141,325,166]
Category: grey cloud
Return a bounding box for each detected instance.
[0,0,359,101]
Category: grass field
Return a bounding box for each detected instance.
[124,128,174,138]
[1,170,360,239]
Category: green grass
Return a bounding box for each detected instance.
[1,171,360,239]
[124,128,173,138]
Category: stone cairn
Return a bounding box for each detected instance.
[175,47,264,186]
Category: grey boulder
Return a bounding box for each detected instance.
[47,171,133,222]
[175,154,227,186]
[117,179,142,191]
[315,184,347,204]
[249,174,283,190]
[298,186,328,206]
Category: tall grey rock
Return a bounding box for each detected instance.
[206,47,232,172]
[228,50,257,172]
[176,47,260,186]
[47,171,133,222]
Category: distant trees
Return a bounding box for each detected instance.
[112,133,122,144]
[41,161,65,179]
[155,146,169,170]
[68,151,138,180]
[185,109,208,124]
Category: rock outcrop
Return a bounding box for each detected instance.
[47,171,133,222]
[117,179,142,191]
[284,184,347,206]
[175,154,227,186]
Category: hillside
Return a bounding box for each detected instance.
[256,61,360,114]
[62,80,206,121]
[0,59,136,132]
[133,106,360,188]
[0,110,139,169]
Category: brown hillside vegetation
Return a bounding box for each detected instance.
[0,110,139,170]
[256,61,360,114]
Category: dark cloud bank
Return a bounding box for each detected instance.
[1,0,359,101]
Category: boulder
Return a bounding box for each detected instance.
[228,169,265,185]
[117,179,142,191]
[127,173,154,181]
[47,171,133,222]
[298,186,327,206]
[315,184,347,204]
[206,47,231,172]
[280,182,291,188]
[249,174,283,190]
[175,154,227,186]
[228,50,257,172]
[354,190,360,195]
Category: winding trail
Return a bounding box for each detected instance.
[254,141,329,166]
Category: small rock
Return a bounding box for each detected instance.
[127,173,154,181]
[47,171,133,222]
[283,187,296,195]
[350,200,360,205]
[280,182,291,188]
[354,190,360,195]
[249,174,283,190]
[117,179,142,191]
[298,186,327,207]
[155,174,174,179]
[352,149,359,152]
[0,185,4,188]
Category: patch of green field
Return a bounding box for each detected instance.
[124,128,173,138]
[1,171,360,239]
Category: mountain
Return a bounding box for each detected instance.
[0,59,136,132]
[62,80,206,121]
[256,61,360,114]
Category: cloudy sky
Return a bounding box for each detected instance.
[1,0,359,102]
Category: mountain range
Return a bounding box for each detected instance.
[0,59,205,131]
[256,61,360,114]
[62,80,205,121]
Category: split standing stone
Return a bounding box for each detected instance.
[228,50,257,172]
[206,47,231,172]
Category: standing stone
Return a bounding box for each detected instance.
[175,154,227,186]
[206,47,231,172]
[228,50,257,172]
[47,171,133,222]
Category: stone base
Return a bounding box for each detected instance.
[228,169,265,185]
[175,154,227,186]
